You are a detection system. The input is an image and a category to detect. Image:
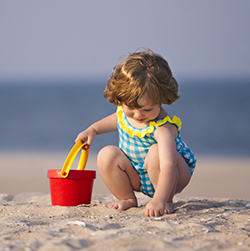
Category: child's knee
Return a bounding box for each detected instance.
[97,146,118,170]
[98,145,117,159]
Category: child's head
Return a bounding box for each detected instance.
[104,48,180,108]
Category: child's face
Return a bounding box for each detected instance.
[122,94,161,124]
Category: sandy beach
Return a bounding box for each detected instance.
[0,152,250,250]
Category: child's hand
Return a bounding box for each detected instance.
[145,198,174,217]
[75,127,97,149]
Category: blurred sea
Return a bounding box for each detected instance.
[0,78,250,156]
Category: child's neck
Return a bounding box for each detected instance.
[126,117,150,129]
[125,107,169,129]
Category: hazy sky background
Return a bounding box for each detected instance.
[1,0,250,82]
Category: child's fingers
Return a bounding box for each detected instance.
[75,135,82,143]
[75,132,87,143]
[86,133,96,147]
[75,130,96,148]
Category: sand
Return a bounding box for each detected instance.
[1,193,250,251]
[0,152,250,250]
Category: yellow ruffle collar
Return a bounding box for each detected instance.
[117,106,182,138]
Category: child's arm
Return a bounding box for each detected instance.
[75,112,117,148]
[145,124,178,216]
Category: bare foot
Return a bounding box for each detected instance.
[164,202,174,214]
[107,198,137,211]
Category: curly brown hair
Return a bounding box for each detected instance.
[103,48,180,108]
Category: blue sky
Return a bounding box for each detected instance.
[1,0,250,81]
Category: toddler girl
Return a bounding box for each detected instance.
[75,48,196,217]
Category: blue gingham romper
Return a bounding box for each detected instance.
[117,106,196,198]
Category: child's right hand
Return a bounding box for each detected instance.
[75,127,97,150]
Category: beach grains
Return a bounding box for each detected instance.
[0,193,250,250]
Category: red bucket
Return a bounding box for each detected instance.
[47,169,96,206]
[47,141,96,206]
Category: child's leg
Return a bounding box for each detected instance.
[145,144,191,214]
[97,145,141,211]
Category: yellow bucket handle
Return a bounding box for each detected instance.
[60,141,89,178]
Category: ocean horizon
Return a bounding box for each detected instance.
[1,77,250,157]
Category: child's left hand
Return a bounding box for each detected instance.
[145,198,174,217]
